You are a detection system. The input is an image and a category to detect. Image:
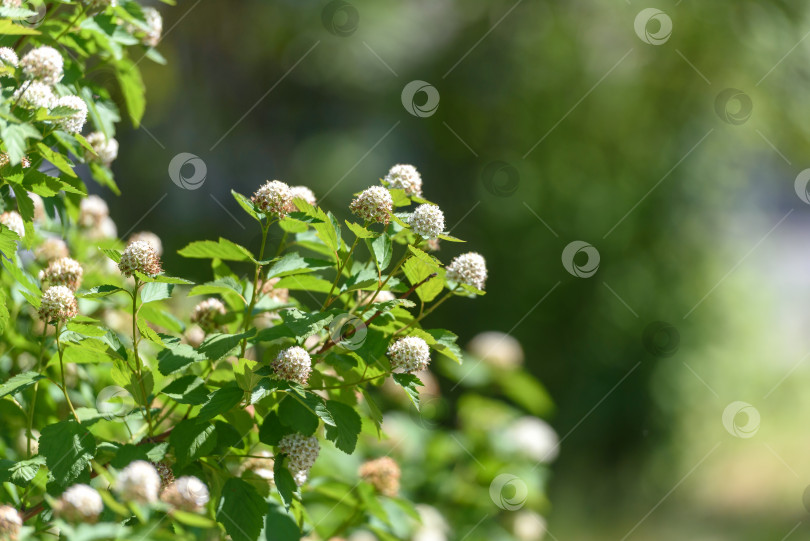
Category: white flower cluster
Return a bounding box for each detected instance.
[39,257,83,291]
[359,456,401,497]
[384,163,423,197]
[128,231,163,256]
[36,238,70,262]
[240,450,275,482]
[39,285,78,323]
[350,186,393,224]
[142,7,163,47]
[85,131,119,165]
[190,297,226,333]
[56,484,104,523]
[79,195,108,227]
[115,460,161,503]
[261,276,289,303]
[118,240,162,277]
[468,331,524,369]
[20,46,63,85]
[0,47,18,67]
[0,211,24,238]
[160,476,210,511]
[252,180,293,218]
[446,252,487,291]
[0,505,21,541]
[55,95,88,134]
[289,185,316,206]
[387,336,431,373]
[271,346,312,385]
[13,81,55,109]
[409,203,444,240]
[277,433,320,486]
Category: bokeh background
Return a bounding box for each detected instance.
[97,1,810,539]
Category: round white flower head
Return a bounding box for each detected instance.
[119,240,162,277]
[350,186,392,225]
[89,215,117,240]
[252,180,293,218]
[56,95,88,134]
[39,285,78,322]
[512,510,547,541]
[384,164,422,197]
[409,203,444,240]
[261,276,289,303]
[356,289,395,306]
[277,433,320,486]
[0,211,24,238]
[387,336,431,373]
[272,346,312,385]
[115,460,161,504]
[0,47,18,67]
[85,132,119,165]
[289,185,316,207]
[160,476,210,512]
[504,416,559,463]
[15,428,39,455]
[128,231,162,256]
[56,484,104,523]
[142,7,163,47]
[185,325,205,348]
[468,331,524,369]
[446,252,487,291]
[359,456,401,497]
[39,257,83,291]
[29,192,44,221]
[0,505,22,541]
[13,81,55,109]
[36,237,69,261]
[190,297,226,333]
[20,46,63,84]
[79,194,109,227]
[240,450,275,482]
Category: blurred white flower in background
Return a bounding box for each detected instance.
[512,510,548,541]
[413,504,450,541]
[503,416,559,463]
[468,330,524,369]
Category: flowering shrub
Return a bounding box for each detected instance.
[0,3,556,541]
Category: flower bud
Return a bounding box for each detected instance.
[39,257,83,291]
[39,286,79,323]
[55,484,104,523]
[384,164,422,197]
[119,240,162,277]
[115,460,161,504]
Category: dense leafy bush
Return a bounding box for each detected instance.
[0,2,555,540]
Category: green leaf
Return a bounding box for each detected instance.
[345,220,375,239]
[39,421,96,486]
[157,342,206,375]
[173,510,218,529]
[101,248,121,263]
[110,443,168,469]
[197,384,244,421]
[0,289,8,334]
[438,234,465,242]
[0,121,40,166]
[402,257,442,303]
[217,478,266,541]
[0,456,45,487]
[139,282,173,304]
[198,330,254,359]
[161,375,209,405]
[116,58,146,126]
[361,389,383,436]
[258,411,290,445]
[294,200,339,254]
[170,419,217,468]
[265,252,331,278]
[188,277,244,298]
[0,227,19,258]
[273,458,297,511]
[231,190,261,221]
[36,142,77,178]
[368,233,393,272]
[392,374,423,411]
[179,238,255,262]
[323,400,362,454]
[279,392,332,436]
[78,285,125,299]
[0,19,40,34]
[264,503,301,540]
[0,371,44,399]
[426,329,463,364]
[281,309,334,340]
[274,274,333,293]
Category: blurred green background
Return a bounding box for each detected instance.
[100,1,810,539]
